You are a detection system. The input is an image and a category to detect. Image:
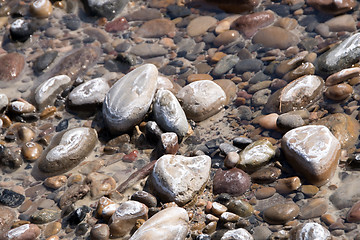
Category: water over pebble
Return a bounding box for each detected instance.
[136,18,176,38]
[187,16,217,37]
[252,26,299,50]
[263,202,300,224]
[231,11,275,38]
[0,53,25,82]
[83,0,129,20]
[5,223,40,240]
[213,168,251,196]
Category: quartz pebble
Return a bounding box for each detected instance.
[290,222,330,240]
[5,224,40,240]
[221,228,254,240]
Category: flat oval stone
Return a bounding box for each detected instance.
[227,199,254,217]
[250,167,281,184]
[324,14,356,32]
[103,64,158,134]
[137,18,175,38]
[21,142,42,162]
[263,202,300,224]
[177,80,226,122]
[238,139,276,172]
[299,198,328,219]
[325,67,360,86]
[37,127,98,174]
[109,200,148,238]
[68,77,110,111]
[130,43,167,58]
[30,209,60,224]
[129,207,189,240]
[214,79,237,105]
[187,16,217,37]
[90,224,110,240]
[0,53,25,82]
[324,83,353,101]
[213,30,240,47]
[307,0,356,15]
[231,11,275,38]
[0,188,25,208]
[149,154,211,206]
[153,89,189,138]
[35,75,71,110]
[291,222,330,240]
[205,0,260,13]
[252,26,299,50]
[221,229,253,240]
[213,168,251,196]
[5,224,40,240]
[274,176,301,194]
[281,125,341,186]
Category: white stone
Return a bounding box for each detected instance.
[295,222,330,240]
[129,207,189,240]
[221,228,254,240]
[177,80,226,122]
[103,64,158,134]
[153,89,189,138]
[150,154,211,206]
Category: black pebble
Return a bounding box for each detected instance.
[68,205,91,226]
[0,187,25,208]
[10,19,35,42]
[33,51,58,73]
[75,223,89,236]
[63,14,81,30]
[56,119,69,132]
[166,5,191,19]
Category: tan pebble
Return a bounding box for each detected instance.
[205,201,212,213]
[191,221,206,231]
[96,196,117,220]
[30,0,53,18]
[46,236,60,240]
[213,30,240,47]
[321,213,337,225]
[301,185,319,197]
[220,212,240,222]
[211,52,227,62]
[275,176,301,194]
[325,83,353,101]
[196,199,207,207]
[206,214,219,222]
[215,20,231,34]
[305,52,317,63]
[187,74,213,83]
[283,62,315,81]
[53,1,65,9]
[0,114,12,127]
[275,17,298,30]
[258,113,279,130]
[0,16,8,28]
[18,126,35,142]
[68,174,83,186]
[255,187,276,199]
[40,106,57,119]
[44,175,67,189]
[211,202,227,216]
[44,222,62,237]
[203,221,217,234]
[22,142,42,162]
[9,98,36,114]
[12,220,30,228]
[224,152,239,169]
[159,38,176,49]
[294,8,303,15]
[326,67,360,86]
[11,185,25,195]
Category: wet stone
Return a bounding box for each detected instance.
[10,19,35,42]
[0,53,25,82]
[231,11,275,38]
[149,154,211,206]
[62,14,81,30]
[30,0,52,18]
[221,228,253,240]
[212,55,239,77]
[160,132,179,155]
[21,142,42,162]
[324,14,356,33]
[324,83,353,101]
[105,17,129,32]
[90,224,110,240]
[85,172,116,199]
[347,201,360,223]
[166,4,191,19]
[233,137,253,149]
[275,176,301,194]
[227,199,254,217]
[213,168,251,196]
[263,202,300,224]
[290,222,330,240]
[58,184,90,209]
[68,205,91,226]
[44,175,67,189]
[187,16,217,37]
[0,188,25,208]
[9,99,36,114]
[0,206,16,238]
[83,0,129,20]
[55,119,68,132]
[30,209,60,224]
[307,0,356,15]
[252,26,299,50]
[5,224,40,240]
[96,197,118,220]
[131,191,157,208]
[136,18,175,38]
[276,113,305,132]
[330,173,360,209]
[213,30,240,47]
[255,187,276,200]
[130,43,167,58]
[126,8,162,21]
[299,198,328,219]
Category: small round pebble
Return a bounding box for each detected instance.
[90,224,110,240]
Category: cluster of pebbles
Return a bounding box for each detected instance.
[1,0,360,239]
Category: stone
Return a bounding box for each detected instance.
[67,77,110,111]
[149,154,211,206]
[126,8,162,21]
[21,142,42,162]
[0,206,16,238]
[231,11,275,38]
[324,83,353,101]
[0,53,25,82]
[252,89,271,106]
[224,152,240,169]
[325,67,360,86]
[347,201,360,223]
[10,19,35,42]
[205,0,261,13]
[252,26,299,50]
[129,207,189,240]
[290,222,330,240]
[0,145,23,171]
[5,224,40,240]
[109,200,148,238]
[252,226,272,240]
[68,205,91,225]
[103,64,158,134]
[315,113,359,149]
[83,0,129,20]
[227,199,254,217]
[299,198,328,219]
[130,43,167,58]
[213,30,240,47]
[263,202,300,224]
[59,184,89,209]
[330,173,360,209]
[153,89,189,138]
[159,132,179,154]
[30,209,60,224]
[85,172,116,199]
[105,17,129,32]
[258,113,279,130]
[238,139,276,172]
[283,62,316,81]
[324,14,356,32]
[282,125,341,186]
[96,197,118,220]
[248,81,272,94]
[276,113,305,132]
[0,93,8,112]
[307,0,356,15]
[137,19,175,38]
[177,80,226,122]
[274,177,301,194]
[90,224,110,240]
[300,185,319,197]
[212,55,239,77]
[37,127,98,174]
[0,188,25,208]
[220,212,240,222]
[63,14,81,30]
[9,99,36,114]
[255,187,276,200]
[235,59,264,74]
[221,229,254,240]
[131,191,157,208]
[214,79,237,105]
[211,202,228,216]
[316,33,360,76]
[213,168,251,196]
[166,5,191,19]
[250,167,281,184]
[276,51,308,77]
[44,175,67,189]
[187,16,217,37]
[35,75,71,110]
[30,0,53,18]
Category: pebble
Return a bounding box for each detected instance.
[0,145,23,171]
[153,89,189,138]
[326,67,360,86]
[325,14,356,32]
[30,0,53,18]
[58,184,89,209]
[9,99,36,114]
[160,132,179,154]
[227,199,254,217]
[67,77,110,111]
[283,62,316,81]
[213,168,251,196]
[252,26,299,50]
[96,197,118,220]
[0,53,25,82]
[90,224,110,240]
[263,202,300,224]
[231,11,275,38]
[221,228,254,240]
[105,17,129,32]
[324,83,353,101]
[347,201,360,223]
[213,30,240,47]
[109,200,148,238]
[137,18,175,38]
[247,81,272,94]
[300,185,319,197]
[35,75,72,110]
[282,125,341,186]
[187,16,217,37]
[33,51,58,73]
[37,127,97,174]
[5,224,40,240]
[21,142,42,162]
[214,79,237,105]
[307,0,356,15]
[233,137,253,148]
[212,55,239,77]
[149,154,211,206]
[68,205,91,225]
[83,0,129,20]
[274,176,301,194]
[299,198,328,219]
[0,93,8,112]
[131,191,158,208]
[250,167,281,184]
[276,113,305,132]
[30,209,60,224]
[290,222,330,240]
[238,139,276,172]
[255,187,276,200]
[0,188,25,208]
[0,206,16,237]
[44,222,61,237]
[10,19,34,42]
[258,113,279,130]
[235,59,264,74]
[177,80,227,122]
[129,207,189,240]
[330,173,360,209]
[211,202,228,216]
[209,0,260,13]
[252,226,272,240]
[224,152,239,169]
[220,212,240,222]
[85,172,116,199]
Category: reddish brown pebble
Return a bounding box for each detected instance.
[347,201,360,223]
[21,142,42,161]
[325,83,353,101]
[122,150,139,162]
[231,11,275,38]
[105,17,129,32]
[0,53,25,82]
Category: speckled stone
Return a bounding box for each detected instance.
[213,168,251,196]
[0,53,25,82]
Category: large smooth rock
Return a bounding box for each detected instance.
[290,222,330,240]
[83,0,129,20]
[0,53,25,82]
[316,33,360,76]
[37,127,98,174]
[153,89,189,138]
[103,64,158,134]
[129,207,189,240]
[177,80,226,122]
[109,200,148,238]
[149,154,211,206]
[282,125,341,186]
[35,75,71,110]
[252,26,299,50]
[67,77,110,111]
